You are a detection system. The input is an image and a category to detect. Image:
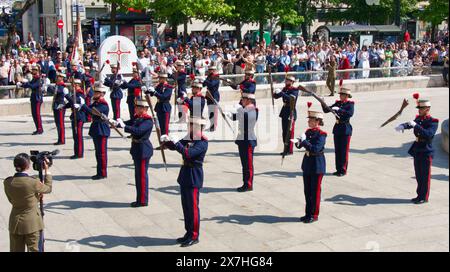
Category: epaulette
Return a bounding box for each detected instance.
[97,98,108,105]
[140,113,153,120]
[319,130,328,136]
[164,83,174,89]
[431,118,439,123]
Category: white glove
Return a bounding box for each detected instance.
[332,106,340,111]
[300,133,307,142]
[63,87,69,95]
[160,134,170,142]
[395,124,405,133]
[22,79,29,83]
[56,104,65,110]
[275,88,282,95]
[408,120,417,127]
[117,118,125,128]
[169,134,180,144]
[16,82,22,87]
[290,138,300,144]
[225,112,233,119]
[74,104,81,109]
[177,97,184,104]
[182,92,188,99]
[79,97,85,105]
[109,119,118,127]
[141,86,148,92]
[115,80,122,85]
[146,86,155,94]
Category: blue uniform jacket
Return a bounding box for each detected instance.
[104,74,124,100]
[81,98,111,137]
[121,78,142,104]
[183,94,206,118]
[64,91,87,122]
[203,74,220,104]
[82,73,94,98]
[23,76,43,103]
[403,115,439,157]
[152,82,173,113]
[172,70,187,97]
[124,114,154,160]
[298,128,327,175]
[325,100,355,136]
[67,71,83,80]
[53,83,67,110]
[166,135,208,188]
[274,86,299,119]
[238,79,256,94]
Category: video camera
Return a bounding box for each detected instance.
[30,150,59,172]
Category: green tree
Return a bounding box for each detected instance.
[325,0,418,25]
[103,0,149,36]
[417,0,449,41]
[149,0,232,42]
[2,0,37,53]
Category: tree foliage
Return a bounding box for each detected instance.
[417,0,449,26]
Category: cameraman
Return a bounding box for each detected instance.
[3,153,52,252]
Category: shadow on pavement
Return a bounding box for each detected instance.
[256,171,299,178]
[52,175,94,181]
[204,214,300,225]
[150,185,237,195]
[46,200,130,210]
[325,194,412,206]
[48,236,177,249]
[431,174,449,182]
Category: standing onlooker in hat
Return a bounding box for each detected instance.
[322,86,355,177]
[146,72,173,135]
[292,103,327,223]
[115,99,154,208]
[160,116,209,247]
[395,94,439,204]
[274,75,299,155]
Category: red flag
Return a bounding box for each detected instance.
[241,63,246,69]
[413,93,420,100]
[106,60,110,65]
[339,78,344,87]
[307,102,312,108]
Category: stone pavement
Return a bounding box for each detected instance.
[0,87,448,252]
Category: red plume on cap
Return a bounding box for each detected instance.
[189,74,196,81]
[307,102,313,108]
[155,66,161,73]
[339,78,343,87]
[413,93,420,100]
[284,66,290,73]
[241,63,246,69]
[106,60,110,64]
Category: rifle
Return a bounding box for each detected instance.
[173,70,179,119]
[380,99,409,128]
[71,75,78,131]
[141,69,168,171]
[205,89,236,134]
[281,95,296,166]
[91,107,126,139]
[297,84,340,120]
[268,65,275,109]
[38,168,45,252]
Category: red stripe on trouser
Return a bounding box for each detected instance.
[343,136,351,173]
[101,137,107,177]
[116,100,120,119]
[313,174,323,220]
[426,156,432,201]
[192,188,199,240]
[37,102,42,131]
[165,112,170,134]
[247,145,253,189]
[60,110,65,143]
[77,121,83,157]
[289,121,296,153]
[140,159,146,204]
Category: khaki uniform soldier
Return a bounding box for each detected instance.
[326,57,337,96]
[3,154,52,252]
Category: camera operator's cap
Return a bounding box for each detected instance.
[338,87,352,98]
[189,117,207,126]
[135,98,149,107]
[158,73,168,78]
[73,79,82,85]
[192,82,203,89]
[286,75,296,82]
[242,93,255,99]
[417,99,431,108]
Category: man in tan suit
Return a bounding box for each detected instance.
[4,153,52,252]
[326,56,337,96]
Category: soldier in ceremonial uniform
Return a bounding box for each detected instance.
[323,87,354,177]
[395,95,439,204]
[226,93,258,192]
[68,61,83,80]
[4,153,52,252]
[177,80,206,119]
[173,60,188,122]
[231,69,257,105]
[274,75,299,155]
[116,99,154,207]
[104,64,124,120]
[146,72,173,135]
[18,65,44,135]
[82,66,95,122]
[52,72,69,145]
[74,86,111,180]
[292,104,327,223]
[203,66,221,132]
[65,79,87,159]
[121,69,142,122]
[160,117,208,247]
